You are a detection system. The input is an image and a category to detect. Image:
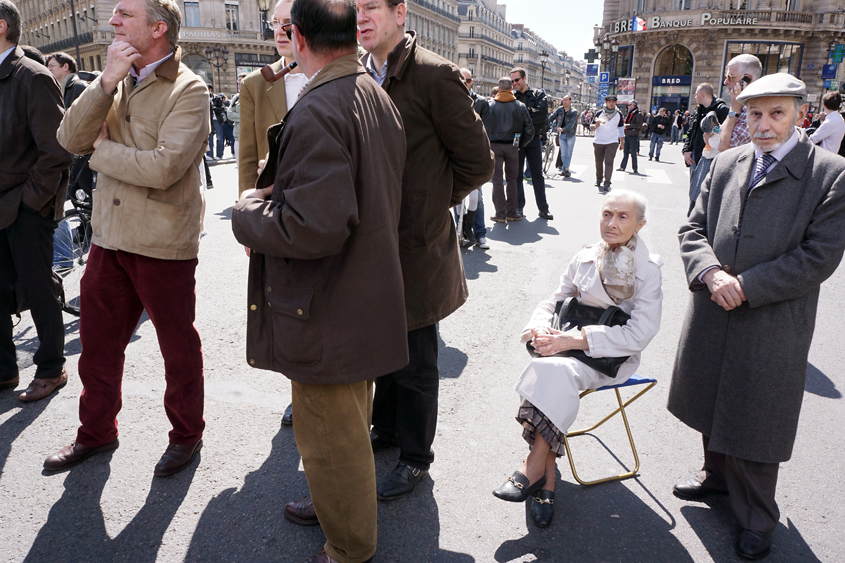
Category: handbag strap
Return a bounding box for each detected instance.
[598,305,623,325]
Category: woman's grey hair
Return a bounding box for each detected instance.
[603,189,647,223]
[144,0,181,50]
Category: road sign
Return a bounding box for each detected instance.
[831,44,845,64]
[831,80,840,90]
[599,72,610,84]
[588,76,595,84]
[586,64,598,77]
[822,64,837,80]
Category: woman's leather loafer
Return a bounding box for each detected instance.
[493,471,546,503]
[531,490,555,528]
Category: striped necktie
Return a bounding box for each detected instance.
[750,153,778,189]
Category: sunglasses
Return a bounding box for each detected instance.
[464,77,473,84]
[282,22,293,40]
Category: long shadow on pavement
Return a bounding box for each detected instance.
[485,218,558,247]
[495,476,693,562]
[0,394,53,479]
[804,363,841,399]
[461,246,497,281]
[438,326,468,379]
[682,506,823,562]
[24,454,198,562]
[185,426,320,562]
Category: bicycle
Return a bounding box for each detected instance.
[542,132,559,176]
[53,157,95,316]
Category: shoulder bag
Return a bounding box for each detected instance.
[526,297,631,378]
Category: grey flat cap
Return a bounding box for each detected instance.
[736,73,807,103]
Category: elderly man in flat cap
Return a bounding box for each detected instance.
[668,74,845,560]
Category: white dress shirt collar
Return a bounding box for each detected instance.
[0,46,15,67]
[365,56,388,86]
[130,52,174,84]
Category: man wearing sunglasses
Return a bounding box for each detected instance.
[232,1,408,561]
[357,0,494,503]
[510,67,553,220]
[238,0,306,198]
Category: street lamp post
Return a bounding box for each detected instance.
[540,50,549,93]
[68,0,81,68]
[205,44,229,93]
[258,0,274,41]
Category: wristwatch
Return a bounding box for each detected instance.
[728,111,737,118]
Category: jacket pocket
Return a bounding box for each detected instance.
[267,285,322,366]
[140,197,194,251]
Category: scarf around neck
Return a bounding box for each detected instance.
[495,91,516,102]
[596,235,638,304]
[602,105,618,122]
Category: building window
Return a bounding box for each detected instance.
[634,0,645,14]
[673,0,691,9]
[225,3,239,31]
[185,2,200,27]
[613,45,634,78]
[96,55,102,70]
[518,54,523,62]
[724,41,803,79]
[784,0,799,10]
[654,44,693,76]
[469,26,474,38]
[469,44,475,57]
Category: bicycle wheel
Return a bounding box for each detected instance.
[542,141,555,174]
[53,209,92,316]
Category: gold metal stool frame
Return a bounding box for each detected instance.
[561,375,657,486]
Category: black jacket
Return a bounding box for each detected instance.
[650,114,671,135]
[622,107,645,137]
[483,96,534,147]
[62,73,88,109]
[683,97,729,163]
[470,90,489,121]
[514,86,548,141]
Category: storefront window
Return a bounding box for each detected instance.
[654,45,693,77]
[724,42,804,77]
[183,54,212,87]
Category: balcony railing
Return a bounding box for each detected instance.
[408,0,461,23]
[480,53,513,67]
[459,33,512,52]
[38,31,95,54]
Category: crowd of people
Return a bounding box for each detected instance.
[3,1,845,562]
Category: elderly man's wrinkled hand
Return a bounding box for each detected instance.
[703,268,747,311]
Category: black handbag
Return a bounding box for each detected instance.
[526,297,631,378]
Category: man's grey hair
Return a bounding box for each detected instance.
[144,0,182,50]
[459,67,471,76]
[498,77,513,91]
[728,54,763,81]
[0,0,21,44]
[603,189,647,223]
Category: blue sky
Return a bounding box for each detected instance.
[502,1,604,61]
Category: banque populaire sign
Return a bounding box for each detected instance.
[613,13,758,33]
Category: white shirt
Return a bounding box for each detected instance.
[592,109,625,145]
[810,109,845,153]
[284,71,308,111]
[0,46,15,67]
[130,52,174,84]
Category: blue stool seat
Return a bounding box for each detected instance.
[563,373,658,485]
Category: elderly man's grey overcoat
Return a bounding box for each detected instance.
[668,131,845,464]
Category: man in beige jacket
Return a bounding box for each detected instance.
[237,0,306,197]
[45,0,210,477]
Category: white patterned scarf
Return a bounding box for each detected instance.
[596,236,638,304]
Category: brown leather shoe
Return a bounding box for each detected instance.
[284,497,319,526]
[0,375,20,391]
[18,368,68,402]
[44,439,120,472]
[306,549,339,563]
[154,439,202,477]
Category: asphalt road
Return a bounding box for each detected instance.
[3,137,844,563]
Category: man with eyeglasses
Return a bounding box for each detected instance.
[238,0,306,198]
[357,0,494,502]
[510,67,553,220]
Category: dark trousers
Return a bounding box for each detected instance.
[222,123,236,156]
[490,142,520,219]
[76,245,204,447]
[372,324,439,471]
[0,207,65,381]
[593,142,618,186]
[473,188,487,239]
[517,137,548,214]
[700,435,780,533]
[619,135,640,171]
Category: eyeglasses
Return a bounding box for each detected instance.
[270,19,289,30]
[511,76,522,83]
[357,2,382,16]
[724,73,750,82]
[464,77,473,84]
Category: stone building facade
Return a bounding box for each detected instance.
[600,0,845,114]
[405,0,460,63]
[456,0,514,97]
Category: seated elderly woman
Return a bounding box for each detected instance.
[493,189,663,528]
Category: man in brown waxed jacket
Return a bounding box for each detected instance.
[358,0,494,502]
[232,0,407,560]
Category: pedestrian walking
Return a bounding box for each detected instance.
[669,74,845,561]
[0,0,74,401]
[47,0,210,477]
[549,94,577,177]
[617,99,644,173]
[648,107,670,161]
[671,109,682,144]
[358,0,493,505]
[591,95,625,193]
[232,3,408,561]
[483,76,534,222]
[493,189,663,529]
[512,67,553,220]
[684,83,729,213]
